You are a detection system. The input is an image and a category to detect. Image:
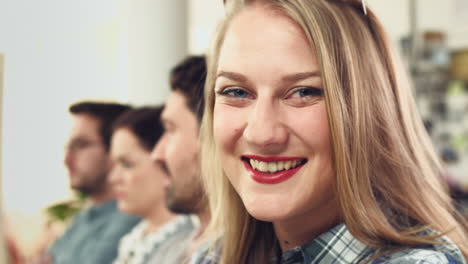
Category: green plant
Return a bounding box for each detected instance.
[45,192,88,222]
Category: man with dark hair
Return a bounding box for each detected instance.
[64,102,131,198]
[46,101,140,264]
[150,55,209,263]
[169,55,206,121]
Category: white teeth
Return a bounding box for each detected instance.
[258,161,268,172]
[268,162,277,173]
[277,161,284,171]
[248,159,303,173]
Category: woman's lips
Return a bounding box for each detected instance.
[242,155,307,184]
[114,190,126,199]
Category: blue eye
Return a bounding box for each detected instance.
[292,87,323,98]
[219,88,250,98]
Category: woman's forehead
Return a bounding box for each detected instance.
[217,7,319,79]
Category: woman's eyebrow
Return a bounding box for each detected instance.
[281,71,320,83]
[216,71,248,82]
[216,70,320,85]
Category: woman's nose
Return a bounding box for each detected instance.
[243,99,288,152]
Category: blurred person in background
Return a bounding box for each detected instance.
[6,234,22,264]
[110,106,195,264]
[1,213,23,263]
[43,101,140,264]
[2,229,23,264]
[150,55,210,264]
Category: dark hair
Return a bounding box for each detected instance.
[170,55,207,121]
[69,101,131,151]
[112,106,164,151]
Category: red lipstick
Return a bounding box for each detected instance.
[115,192,125,199]
[242,155,306,184]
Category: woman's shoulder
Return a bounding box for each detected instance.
[187,241,222,264]
[373,243,466,264]
[374,249,451,264]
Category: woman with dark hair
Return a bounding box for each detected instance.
[110,107,194,264]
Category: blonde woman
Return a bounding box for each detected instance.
[196,0,468,263]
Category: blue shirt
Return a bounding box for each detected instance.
[49,200,140,264]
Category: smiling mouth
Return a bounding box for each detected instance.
[241,156,307,174]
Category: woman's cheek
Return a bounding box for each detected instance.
[213,105,245,151]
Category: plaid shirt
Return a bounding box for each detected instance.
[190,224,466,264]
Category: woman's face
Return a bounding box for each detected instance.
[213,6,337,225]
[110,128,165,217]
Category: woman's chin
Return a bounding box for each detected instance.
[117,202,133,215]
[245,203,291,223]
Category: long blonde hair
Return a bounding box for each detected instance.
[201,0,468,263]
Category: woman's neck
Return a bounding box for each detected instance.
[273,199,339,252]
[196,206,211,238]
[144,204,177,235]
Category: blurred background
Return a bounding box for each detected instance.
[0,0,467,261]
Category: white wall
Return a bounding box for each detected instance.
[126,0,189,105]
[451,0,468,49]
[188,0,225,54]
[0,0,130,215]
[368,0,467,49]
[0,52,7,264]
[367,0,410,45]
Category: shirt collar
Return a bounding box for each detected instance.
[281,224,375,264]
[85,200,117,220]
